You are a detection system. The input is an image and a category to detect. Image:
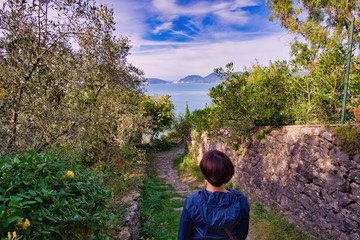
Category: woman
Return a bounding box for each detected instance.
[178,150,249,240]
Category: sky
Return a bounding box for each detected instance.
[0,0,293,81]
[96,0,293,81]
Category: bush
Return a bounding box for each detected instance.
[0,150,110,239]
[190,107,212,133]
[333,125,360,156]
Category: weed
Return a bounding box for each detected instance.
[333,125,360,156]
[256,129,272,141]
[250,202,313,240]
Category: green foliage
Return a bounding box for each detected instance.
[266,0,360,123]
[164,113,192,143]
[139,95,175,140]
[190,107,213,133]
[0,0,148,164]
[140,156,184,240]
[256,129,272,141]
[0,150,110,239]
[173,154,203,181]
[208,61,293,139]
[251,202,313,240]
[185,102,191,121]
[142,138,179,152]
[333,125,360,155]
[230,144,243,155]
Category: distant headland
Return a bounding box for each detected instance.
[147,72,243,84]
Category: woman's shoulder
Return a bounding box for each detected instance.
[185,188,203,201]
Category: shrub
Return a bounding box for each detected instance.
[333,125,360,156]
[0,150,110,239]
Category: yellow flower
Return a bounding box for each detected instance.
[65,170,74,178]
[23,218,30,228]
[15,218,31,230]
[7,231,17,240]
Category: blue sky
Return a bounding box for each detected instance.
[1,0,292,81]
[97,0,292,81]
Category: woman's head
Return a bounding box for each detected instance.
[200,150,234,187]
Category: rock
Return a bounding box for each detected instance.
[351,182,360,203]
[349,170,360,183]
[321,131,334,141]
[173,207,183,212]
[170,197,184,202]
[118,227,131,240]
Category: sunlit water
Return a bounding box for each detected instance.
[143,83,219,116]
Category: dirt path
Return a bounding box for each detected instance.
[155,147,204,197]
[154,147,253,240]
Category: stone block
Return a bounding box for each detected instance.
[296,165,314,182]
[326,174,348,192]
[299,149,312,162]
[284,131,298,145]
[298,194,313,210]
[351,182,360,203]
[332,191,352,207]
[347,203,360,216]
[321,189,339,211]
[340,206,359,222]
[313,177,325,187]
[349,170,360,184]
[305,135,321,147]
[348,233,360,240]
[325,211,354,233]
[303,184,321,204]
[321,131,334,142]
[330,148,351,168]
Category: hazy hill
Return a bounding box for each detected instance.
[177,75,205,83]
[148,72,243,84]
[147,78,171,84]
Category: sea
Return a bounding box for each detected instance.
[143,83,219,116]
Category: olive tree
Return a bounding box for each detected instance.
[0,0,148,161]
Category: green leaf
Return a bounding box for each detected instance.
[0,205,6,217]
[29,190,37,196]
[10,195,23,202]
[8,200,19,207]
[23,200,37,205]
[3,215,21,228]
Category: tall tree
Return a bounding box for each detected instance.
[0,0,147,159]
[138,95,175,141]
[266,0,360,122]
[185,101,190,121]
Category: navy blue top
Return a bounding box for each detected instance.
[178,188,249,240]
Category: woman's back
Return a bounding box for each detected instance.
[178,188,249,240]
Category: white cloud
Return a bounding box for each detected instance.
[153,22,174,34]
[152,0,258,25]
[128,33,293,81]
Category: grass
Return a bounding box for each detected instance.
[172,153,203,181]
[139,153,185,240]
[250,202,313,240]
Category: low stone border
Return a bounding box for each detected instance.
[117,191,141,240]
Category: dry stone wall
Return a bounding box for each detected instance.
[190,124,360,240]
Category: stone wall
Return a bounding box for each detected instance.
[190,124,360,240]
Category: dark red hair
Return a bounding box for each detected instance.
[200,150,234,187]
